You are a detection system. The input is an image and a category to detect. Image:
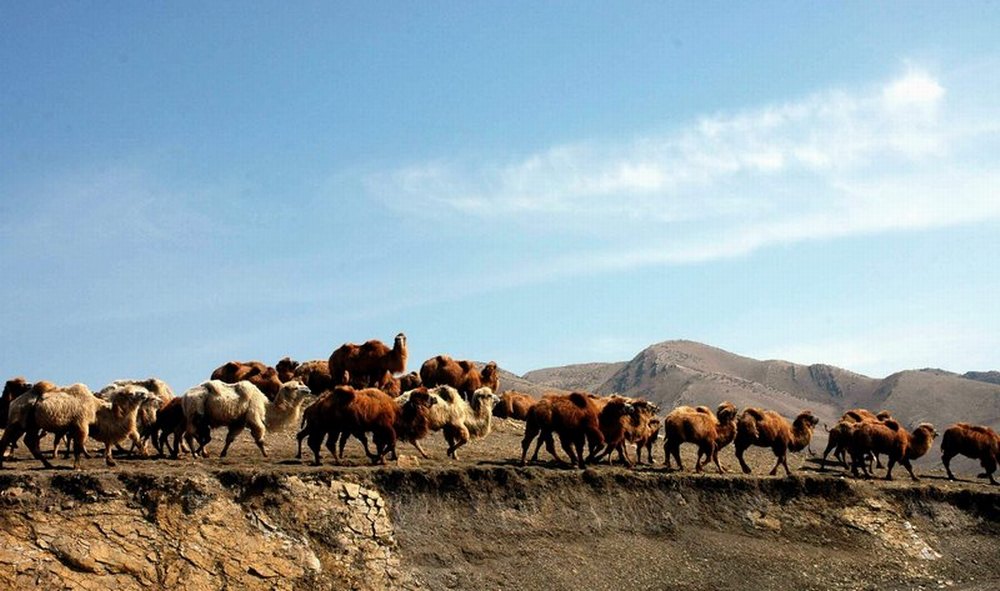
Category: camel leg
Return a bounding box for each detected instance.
[884,456,896,481]
[769,442,789,476]
[836,447,849,469]
[308,431,325,466]
[24,429,54,469]
[573,436,587,469]
[620,444,634,468]
[0,425,24,469]
[324,432,338,460]
[377,430,397,465]
[901,457,918,481]
[447,427,469,461]
[735,442,752,474]
[520,423,538,465]
[337,431,352,459]
[695,443,712,473]
[72,428,88,470]
[249,421,267,457]
[713,449,727,474]
[558,435,578,467]
[768,454,784,477]
[448,436,468,462]
[104,444,116,467]
[412,440,431,459]
[543,432,561,462]
[820,440,837,471]
[942,451,957,480]
[129,429,146,458]
[295,427,308,459]
[855,450,873,479]
[219,423,246,458]
[444,430,456,458]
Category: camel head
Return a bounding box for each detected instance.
[795,411,820,430]
[716,401,738,423]
[276,380,312,406]
[914,423,938,440]
[471,387,499,410]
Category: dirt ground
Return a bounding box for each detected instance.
[1,419,998,591]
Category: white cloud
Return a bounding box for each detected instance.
[363,66,1000,274]
[882,69,945,109]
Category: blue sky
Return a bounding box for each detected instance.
[2,2,999,391]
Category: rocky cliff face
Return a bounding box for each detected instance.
[0,471,413,591]
[1,467,998,591]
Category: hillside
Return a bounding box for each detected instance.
[874,369,1000,428]
[518,340,1000,443]
[521,362,626,393]
[964,370,1000,386]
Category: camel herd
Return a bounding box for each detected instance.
[1,332,998,486]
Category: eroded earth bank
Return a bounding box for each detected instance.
[0,466,997,591]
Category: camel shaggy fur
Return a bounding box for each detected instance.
[180,379,311,458]
[398,372,422,392]
[663,402,739,473]
[98,378,174,454]
[627,400,661,464]
[328,333,408,387]
[88,384,157,466]
[492,390,536,421]
[940,423,1000,484]
[419,356,499,399]
[276,356,301,382]
[594,398,640,466]
[848,420,938,481]
[210,361,283,400]
[292,360,334,395]
[303,385,400,465]
[392,385,499,460]
[734,408,820,476]
[0,382,100,469]
[820,409,893,471]
[520,392,604,469]
[1,377,32,429]
[151,397,188,457]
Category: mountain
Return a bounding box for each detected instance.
[495,339,1000,440]
[494,367,559,397]
[873,369,1000,428]
[963,370,1000,386]
[593,341,842,425]
[521,362,626,393]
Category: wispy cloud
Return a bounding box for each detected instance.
[0,164,223,255]
[364,65,1000,273]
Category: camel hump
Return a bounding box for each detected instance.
[434,386,459,404]
[568,392,589,408]
[882,419,901,431]
[743,407,765,421]
[458,360,475,371]
[204,380,227,397]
